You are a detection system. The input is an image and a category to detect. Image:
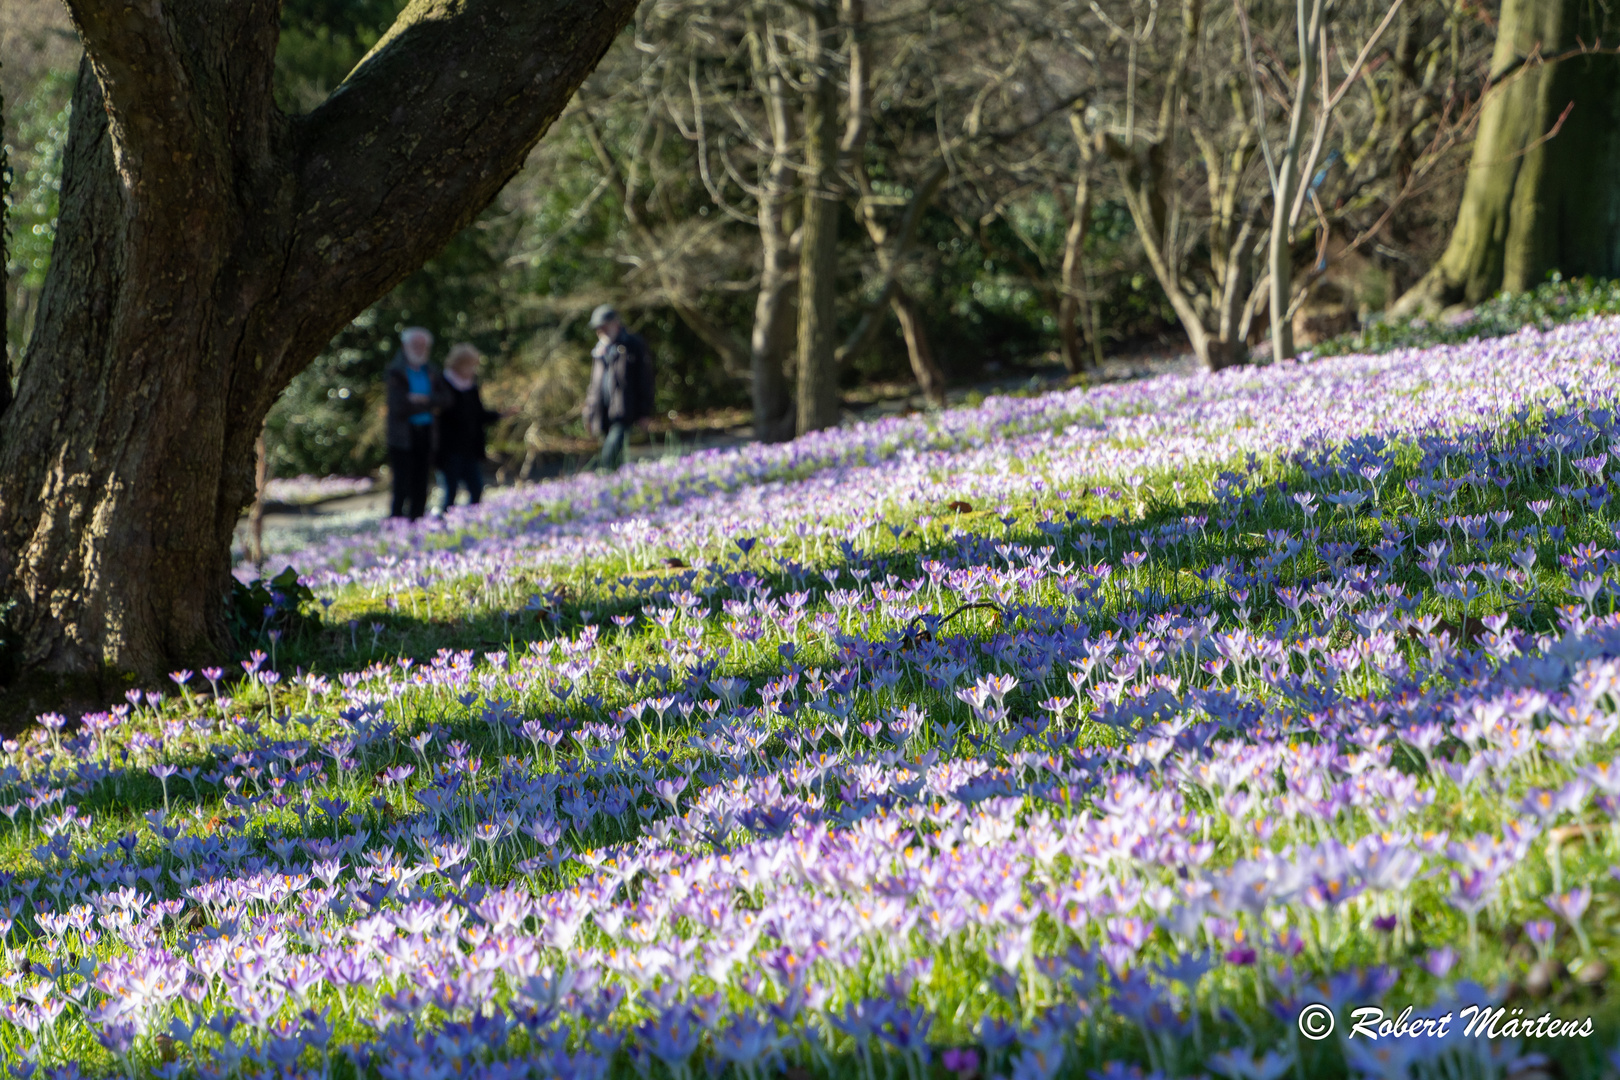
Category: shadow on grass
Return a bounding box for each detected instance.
[257,439,1577,684]
[7,404,1620,1077]
[4,403,1597,869]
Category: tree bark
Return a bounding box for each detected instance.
[1398,0,1620,312]
[795,2,844,437]
[0,0,638,677]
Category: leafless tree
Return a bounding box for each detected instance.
[571,0,1054,435]
[1070,0,1490,368]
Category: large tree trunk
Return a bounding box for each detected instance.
[795,2,843,437]
[1398,0,1620,312]
[1,68,9,417]
[0,0,637,677]
[1,56,283,675]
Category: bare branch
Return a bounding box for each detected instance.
[836,157,949,365]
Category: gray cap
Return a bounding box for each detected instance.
[589,304,619,330]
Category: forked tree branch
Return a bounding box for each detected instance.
[59,0,282,206]
[277,0,642,376]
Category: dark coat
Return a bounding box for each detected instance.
[385,354,451,451]
[583,330,655,437]
[438,380,501,460]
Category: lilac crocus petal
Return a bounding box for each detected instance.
[1523,919,1556,948]
[1544,886,1592,924]
[1422,947,1459,980]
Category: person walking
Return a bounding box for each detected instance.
[384,327,447,520]
[582,305,655,471]
[437,343,507,511]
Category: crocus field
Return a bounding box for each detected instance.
[11,320,1620,1080]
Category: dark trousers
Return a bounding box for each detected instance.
[440,452,485,510]
[389,426,433,520]
[596,421,627,471]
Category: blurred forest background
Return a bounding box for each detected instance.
[1,0,1511,479]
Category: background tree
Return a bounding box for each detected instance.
[1084,0,1486,368]
[802,0,1063,422]
[569,0,1049,437]
[1398,0,1620,312]
[1058,119,1105,375]
[0,0,641,677]
[571,0,807,443]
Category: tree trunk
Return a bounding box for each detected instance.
[1058,165,1098,374]
[891,287,946,407]
[1099,0,1251,373]
[748,10,800,444]
[1398,0,1620,312]
[795,3,843,437]
[1,67,9,417]
[751,235,798,442]
[1203,338,1248,371]
[1267,0,1325,362]
[1107,134,1248,372]
[0,0,638,678]
[0,57,277,674]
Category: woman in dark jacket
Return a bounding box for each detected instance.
[438,343,505,510]
[385,327,450,520]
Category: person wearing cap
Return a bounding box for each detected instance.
[582,304,655,471]
[384,326,449,520]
